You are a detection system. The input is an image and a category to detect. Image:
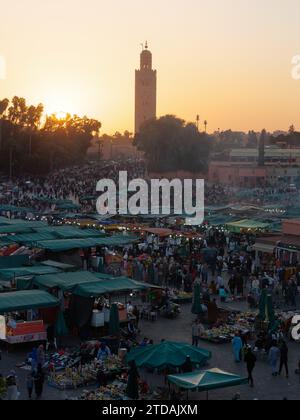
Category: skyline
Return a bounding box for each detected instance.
[1,0,300,134]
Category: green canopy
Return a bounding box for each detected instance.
[0,256,29,269]
[73,277,153,297]
[0,221,46,234]
[109,303,120,336]
[192,283,203,315]
[40,260,76,271]
[168,368,248,391]
[0,290,59,313]
[0,265,61,281]
[34,226,105,240]
[34,236,138,252]
[126,341,212,369]
[226,219,270,233]
[33,271,103,291]
[6,231,58,245]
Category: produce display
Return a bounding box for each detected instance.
[171,291,193,304]
[199,311,256,344]
[48,356,124,390]
[80,381,127,400]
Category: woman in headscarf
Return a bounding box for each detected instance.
[232,333,243,363]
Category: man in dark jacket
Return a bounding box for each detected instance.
[279,341,289,378]
[244,347,257,387]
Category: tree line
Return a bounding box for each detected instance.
[0,97,101,176]
[134,115,211,173]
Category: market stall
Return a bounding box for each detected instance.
[168,368,248,399]
[0,290,59,345]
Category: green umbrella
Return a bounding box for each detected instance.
[192,283,202,315]
[126,341,211,369]
[168,368,248,392]
[109,304,120,337]
[55,312,69,337]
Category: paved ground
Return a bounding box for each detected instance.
[1,297,300,400]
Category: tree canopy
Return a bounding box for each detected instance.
[0,96,101,176]
[134,115,211,172]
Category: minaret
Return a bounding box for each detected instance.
[135,42,157,133]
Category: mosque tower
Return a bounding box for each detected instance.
[135,42,157,133]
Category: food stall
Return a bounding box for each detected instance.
[0,290,59,345]
[199,311,256,344]
[48,355,125,390]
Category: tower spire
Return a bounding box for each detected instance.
[145,41,148,50]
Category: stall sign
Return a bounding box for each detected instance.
[0,316,6,340]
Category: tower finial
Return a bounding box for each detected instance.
[145,41,148,49]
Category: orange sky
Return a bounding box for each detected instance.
[1,0,300,134]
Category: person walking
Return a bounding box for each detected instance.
[269,342,280,377]
[26,372,34,399]
[34,364,45,400]
[232,333,243,363]
[6,371,19,400]
[279,341,289,378]
[244,347,257,387]
[192,320,200,347]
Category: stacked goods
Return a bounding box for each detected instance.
[199,311,256,344]
[48,356,124,390]
[171,291,193,304]
[48,362,99,390]
[80,382,127,401]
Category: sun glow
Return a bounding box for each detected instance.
[55,111,68,120]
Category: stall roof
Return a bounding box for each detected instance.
[73,277,157,297]
[35,226,105,239]
[0,221,47,234]
[226,219,270,233]
[168,368,248,391]
[0,290,59,313]
[143,228,174,237]
[34,235,138,252]
[0,255,30,269]
[6,231,58,245]
[33,270,103,291]
[40,260,76,271]
[0,265,61,281]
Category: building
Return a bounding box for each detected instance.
[208,146,300,187]
[135,42,157,133]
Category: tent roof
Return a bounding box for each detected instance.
[0,265,61,281]
[31,226,105,239]
[40,260,76,271]
[0,255,30,269]
[226,219,270,232]
[0,290,59,313]
[144,228,174,237]
[73,277,155,297]
[126,341,212,369]
[34,235,138,252]
[168,368,248,391]
[33,270,103,291]
[6,231,58,245]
